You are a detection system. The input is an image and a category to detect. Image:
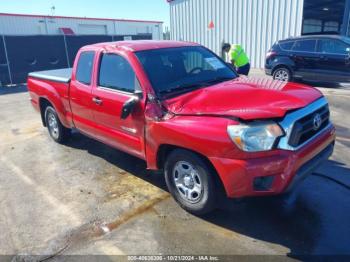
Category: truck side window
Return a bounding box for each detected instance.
[98,53,140,93]
[76,51,95,85]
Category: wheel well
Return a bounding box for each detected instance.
[39,98,52,127]
[272,65,293,76]
[157,144,227,197]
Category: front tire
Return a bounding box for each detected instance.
[164,149,216,215]
[44,106,70,143]
[273,67,292,82]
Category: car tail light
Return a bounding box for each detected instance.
[266,51,277,60]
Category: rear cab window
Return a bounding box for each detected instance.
[76,51,95,85]
[98,53,141,93]
[292,40,316,52]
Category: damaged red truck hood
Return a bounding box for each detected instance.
[163,77,323,120]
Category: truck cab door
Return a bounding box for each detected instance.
[91,52,146,159]
[69,51,97,136]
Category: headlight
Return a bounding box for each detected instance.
[227,122,283,152]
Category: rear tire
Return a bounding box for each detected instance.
[273,67,292,82]
[164,149,216,215]
[44,106,70,143]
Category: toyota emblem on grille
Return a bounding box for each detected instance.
[313,113,322,130]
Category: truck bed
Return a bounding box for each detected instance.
[28,68,72,83]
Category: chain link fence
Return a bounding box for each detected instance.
[0,34,152,86]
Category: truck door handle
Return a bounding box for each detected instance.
[92,97,102,105]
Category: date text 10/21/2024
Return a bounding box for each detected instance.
[127,255,220,261]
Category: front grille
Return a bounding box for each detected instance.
[288,105,330,147]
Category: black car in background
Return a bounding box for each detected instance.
[265,35,350,82]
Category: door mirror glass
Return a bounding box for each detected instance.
[346,47,350,53]
[121,96,139,119]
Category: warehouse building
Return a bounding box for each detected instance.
[0,13,164,85]
[0,13,163,39]
[168,0,350,68]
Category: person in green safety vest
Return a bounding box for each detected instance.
[222,43,250,76]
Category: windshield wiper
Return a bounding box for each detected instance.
[158,77,235,98]
[201,76,235,85]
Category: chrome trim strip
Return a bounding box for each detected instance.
[121,126,137,134]
[277,97,331,151]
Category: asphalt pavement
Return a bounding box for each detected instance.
[0,78,349,260]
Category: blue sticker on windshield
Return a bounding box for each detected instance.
[205,57,226,70]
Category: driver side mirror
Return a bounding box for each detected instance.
[121,96,139,119]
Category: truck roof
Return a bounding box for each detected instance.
[85,40,200,52]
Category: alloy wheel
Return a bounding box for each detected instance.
[172,161,203,203]
[274,68,290,82]
[47,112,59,140]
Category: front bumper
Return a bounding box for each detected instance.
[265,66,272,76]
[30,98,40,111]
[265,69,272,76]
[284,141,334,193]
[209,124,335,198]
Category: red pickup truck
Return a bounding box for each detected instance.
[28,40,335,214]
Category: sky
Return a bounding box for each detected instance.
[0,0,170,28]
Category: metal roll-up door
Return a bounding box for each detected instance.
[132,34,153,40]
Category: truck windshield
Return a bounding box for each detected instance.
[135,46,237,98]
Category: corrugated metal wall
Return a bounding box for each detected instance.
[169,0,304,68]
